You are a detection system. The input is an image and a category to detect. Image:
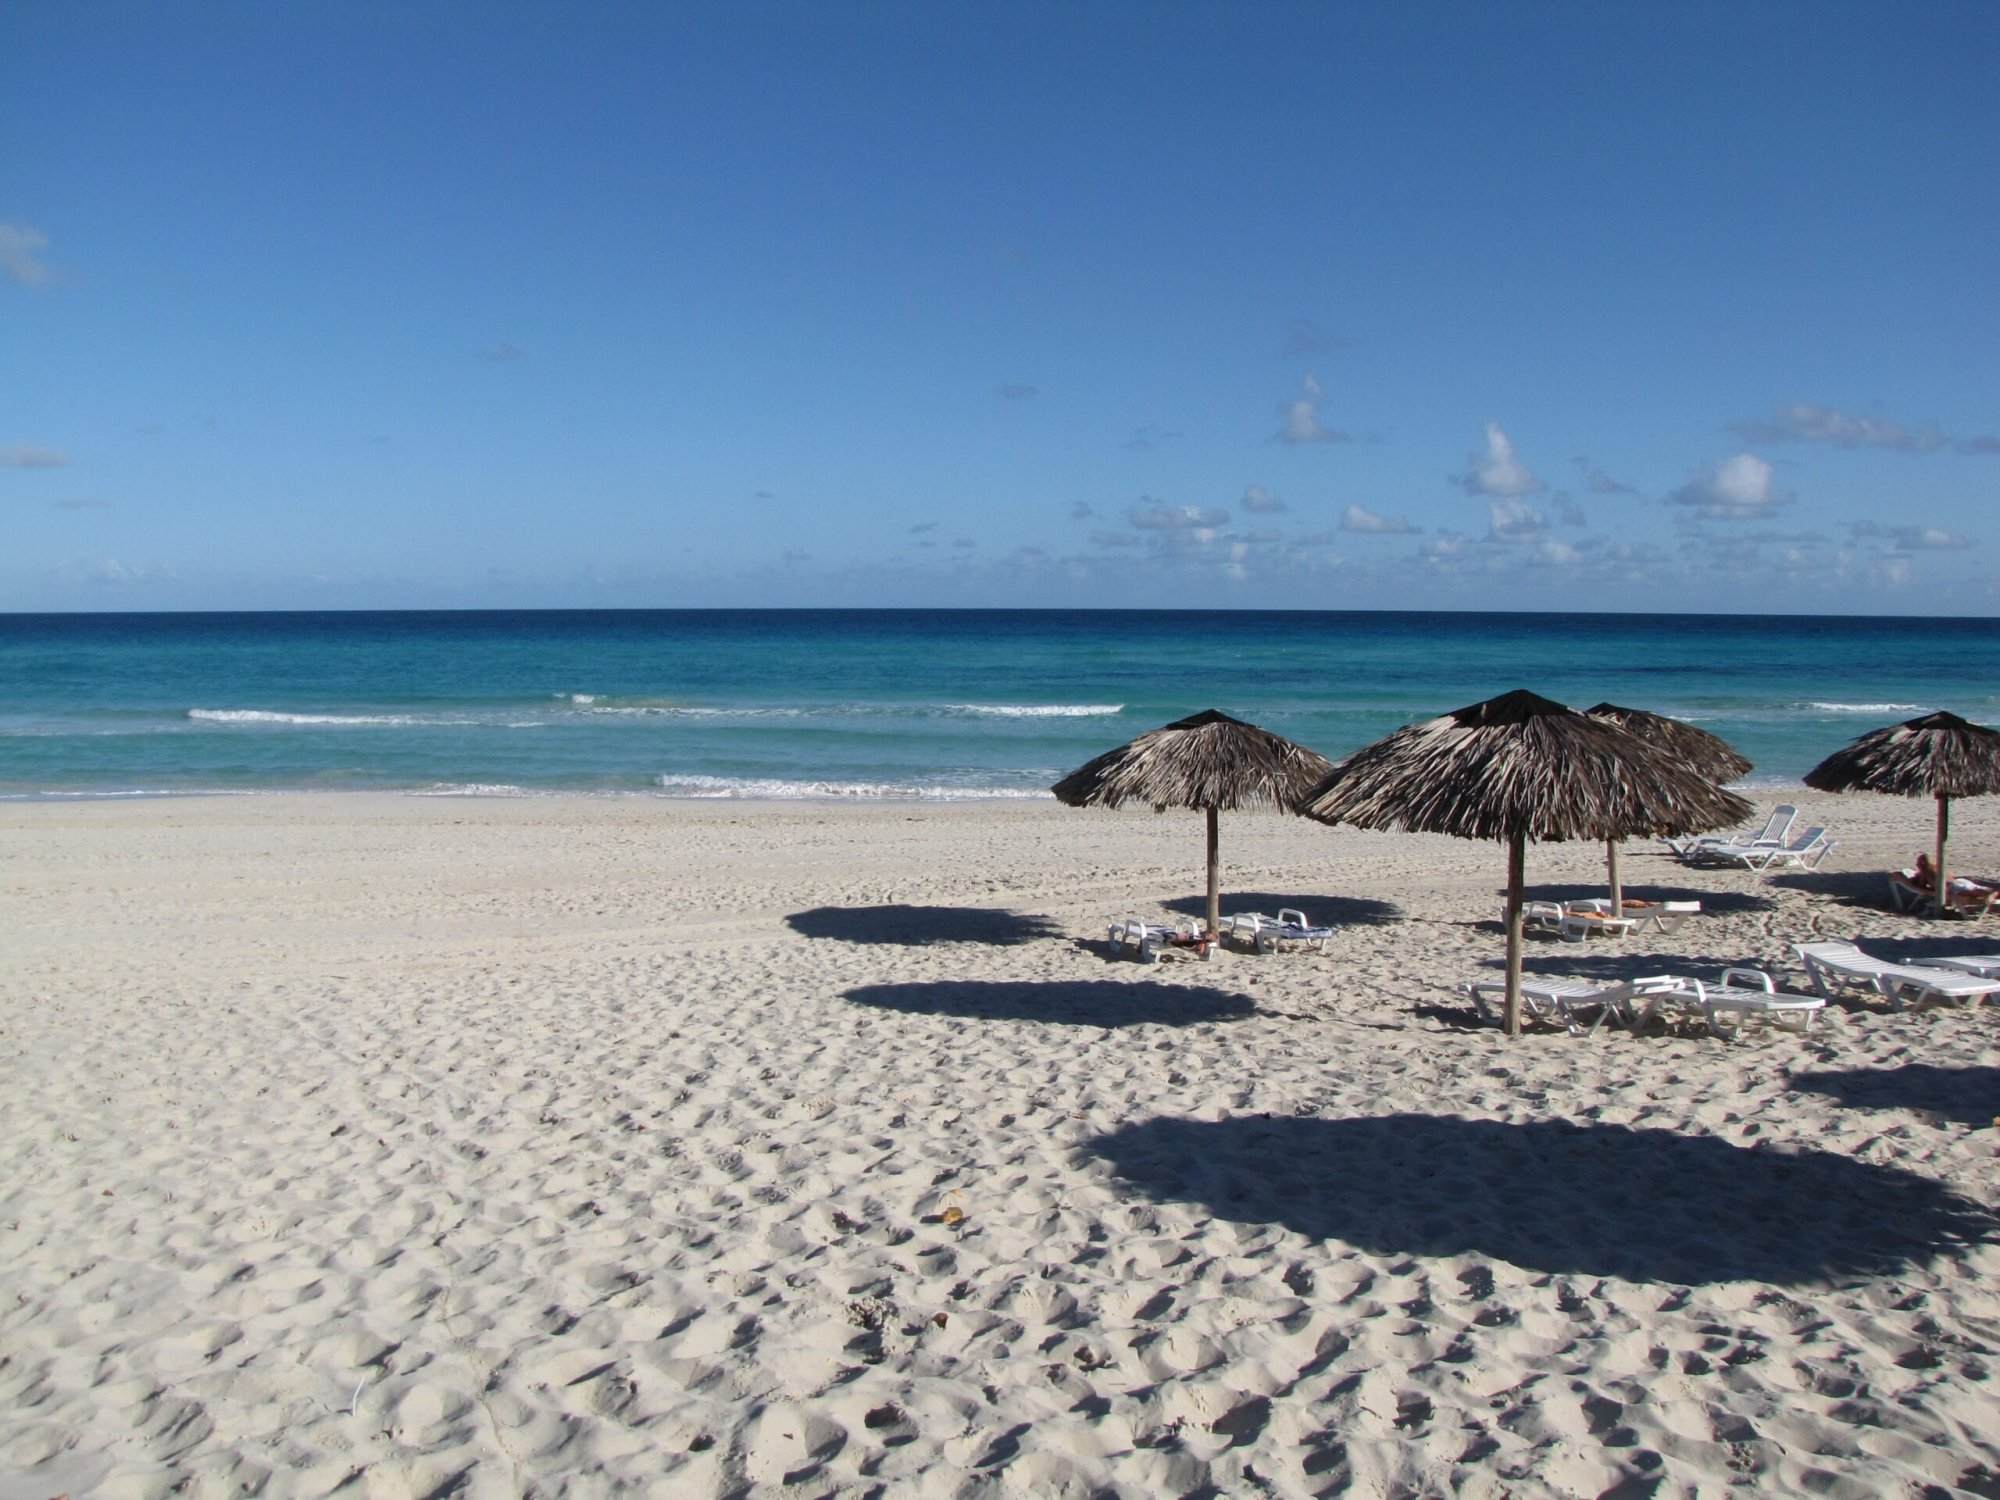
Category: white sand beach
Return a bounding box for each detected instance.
[2,792,1996,1498]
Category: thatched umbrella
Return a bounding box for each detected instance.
[1298,689,1752,1036]
[1584,703,1753,915]
[1804,710,2000,918]
[1052,709,1334,939]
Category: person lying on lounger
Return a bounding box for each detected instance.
[1911,855,2000,912]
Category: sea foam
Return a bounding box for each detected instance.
[654,773,1052,801]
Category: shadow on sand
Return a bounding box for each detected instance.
[843,979,1256,1028]
[1523,882,1776,917]
[1086,1114,1993,1286]
[1457,884,1778,938]
[1160,892,1402,928]
[786,904,1061,947]
[1767,869,1897,912]
[1789,1065,2000,1128]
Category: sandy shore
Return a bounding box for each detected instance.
[2,791,1996,1498]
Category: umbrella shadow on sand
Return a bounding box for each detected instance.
[1160,891,1402,927]
[1789,1065,2000,1128]
[843,979,1256,1028]
[1523,882,1775,916]
[1086,1114,1994,1286]
[1766,870,1899,912]
[1458,883,1775,937]
[787,904,1062,947]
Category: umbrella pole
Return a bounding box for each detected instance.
[1205,805,1220,939]
[1606,839,1622,918]
[1504,832,1525,1037]
[1935,793,1951,920]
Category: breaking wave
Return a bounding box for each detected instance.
[654,773,1053,801]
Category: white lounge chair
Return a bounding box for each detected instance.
[1109,916,1212,963]
[1226,908,1334,954]
[1699,826,1834,872]
[1924,953,2000,979]
[1517,900,1637,942]
[1456,974,1678,1036]
[1665,805,1796,861]
[1887,867,1929,913]
[1644,968,1825,1036]
[1887,867,2000,918]
[1794,940,2000,1011]
[1566,897,1700,936]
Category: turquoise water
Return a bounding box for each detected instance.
[2,610,1996,798]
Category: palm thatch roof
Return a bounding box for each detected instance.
[1803,711,2000,799]
[1298,689,1753,841]
[1052,709,1334,812]
[1584,703,1752,785]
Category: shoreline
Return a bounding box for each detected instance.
[3,791,1995,1495]
[0,775,1820,805]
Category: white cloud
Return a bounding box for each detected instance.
[1457,422,1542,497]
[1419,532,1471,561]
[1,446,65,468]
[1339,503,1417,535]
[61,556,174,585]
[1486,498,1546,540]
[0,224,52,288]
[1667,453,1789,521]
[1573,457,1635,496]
[1732,402,1947,453]
[1535,537,1581,566]
[1893,526,1968,551]
[1274,374,1347,445]
[1241,485,1286,514]
[1130,501,1232,530]
[1853,521,1973,552]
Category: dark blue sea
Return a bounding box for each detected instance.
[2,609,1995,799]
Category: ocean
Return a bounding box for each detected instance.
[1,609,1995,800]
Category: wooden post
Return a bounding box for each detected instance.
[1504,831,1526,1037]
[1206,805,1221,939]
[1606,838,1623,920]
[1935,793,1951,920]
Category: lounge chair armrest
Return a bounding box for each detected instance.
[1277,908,1308,928]
[1722,966,1775,993]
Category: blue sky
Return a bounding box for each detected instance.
[5,1,1998,612]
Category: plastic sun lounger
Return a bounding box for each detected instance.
[1563,897,1700,937]
[1700,827,1834,872]
[1518,900,1636,942]
[1640,967,1825,1037]
[1226,908,1333,954]
[1665,805,1796,861]
[1890,871,2000,918]
[1456,975,1678,1037]
[1918,953,2000,980]
[1109,916,1212,963]
[1794,940,2000,1012]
